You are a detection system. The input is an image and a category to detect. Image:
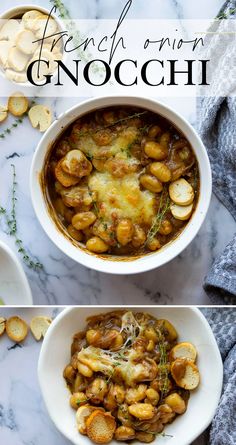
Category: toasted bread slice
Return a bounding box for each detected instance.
[0,317,6,336]
[16,30,38,55]
[28,105,52,132]
[76,405,105,435]
[0,19,21,41]
[171,358,200,390]
[22,10,45,30]
[6,316,28,342]
[86,410,116,444]
[0,40,13,68]
[7,47,29,72]
[55,159,80,187]
[0,104,8,123]
[30,316,52,341]
[170,202,193,221]
[34,16,58,39]
[8,92,29,116]
[170,342,197,362]
[169,178,194,206]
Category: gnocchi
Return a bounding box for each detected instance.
[45,106,199,257]
[63,311,200,444]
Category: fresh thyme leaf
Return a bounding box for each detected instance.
[0,116,25,140]
[93,200,99,216]
[0,165,43,271]
[77,112,148,138]
[146,188,170,244]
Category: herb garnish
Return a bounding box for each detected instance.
[0,165,43,270]
[76,111,148,139]
[0,117,25,140]
[146,187,170,244]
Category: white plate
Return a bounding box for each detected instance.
[38,307,223,445]
[0,240,32,305]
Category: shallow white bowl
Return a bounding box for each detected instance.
[0,240,32,305]
[30,96,212,274]
[38,307,223,445]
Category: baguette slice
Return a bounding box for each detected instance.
[170,342,197,362]
[0,19,21,41]
[76,405,105,435]
[0,40,13,68]
[22,10,45,30]
[7,47,29,72]
[0,317,6,336]
[28,105,52,132]
[169,178,194,206]
[171,358,200,390]
[35,16,58,38]
[30,316,52,341]
[170,202,193,221]
[86,410,116,444]
[5,69,27,83]
[16,30,38,55]
[0,104,8,123]
[8,92,29,117]
[6,316,28,342]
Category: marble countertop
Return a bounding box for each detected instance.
[0,307,214,445]
[1,0,235,306]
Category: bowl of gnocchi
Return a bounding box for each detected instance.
[38,307,223,445]
[30,96,212,274]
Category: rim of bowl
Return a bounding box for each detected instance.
[0,239,33,305]
[30,96,212,275]
[38,306,223,445]
[0,4,67,86]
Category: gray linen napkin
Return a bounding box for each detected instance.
[197,0,236,304]
[197,308,236,445]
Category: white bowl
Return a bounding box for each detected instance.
[0,240,32,305]
[30,96,212,274]
[0,4,66,86]
[38,307,223,445]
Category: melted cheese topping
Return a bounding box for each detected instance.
[88,171,155,225]
[76,126,140,159]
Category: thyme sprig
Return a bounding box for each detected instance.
[217,7,236,19]
[146,188,170,244]
[50,0,103,74]
[0,165,43,270]
[0,117,25,140]
[155,326,169,400]
[76,111,148,139]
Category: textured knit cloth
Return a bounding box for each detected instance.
[197,0,236,304]
[195,308,236,445]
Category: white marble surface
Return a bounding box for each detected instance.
[0,307,216,445]
[0,0,235,306]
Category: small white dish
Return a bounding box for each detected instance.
[0,240,32,305]
[38,306,223,445]
[31,96,212,274]
[0,4,66,87]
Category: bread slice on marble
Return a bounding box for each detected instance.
[28,104,52,132]
[8,92,29,117]
[6,316,28,342]
[0,104,8,123]
[30,316,52,341]
[0,317,6,336]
